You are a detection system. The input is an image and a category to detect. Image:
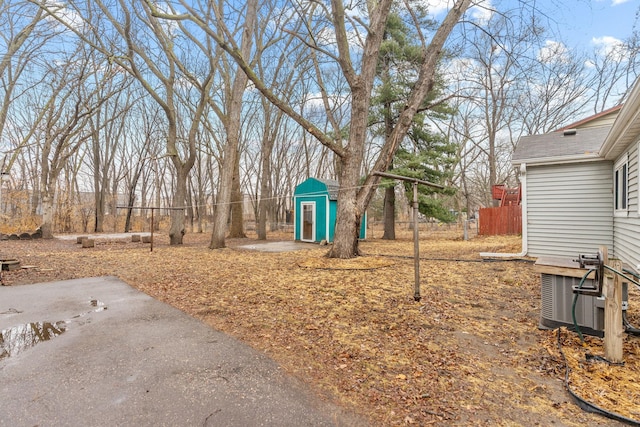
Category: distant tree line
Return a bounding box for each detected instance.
[0,0,637,256]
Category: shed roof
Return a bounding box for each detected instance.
[512,126,611,166]
[316,178,339,200]
[294,177,340,200]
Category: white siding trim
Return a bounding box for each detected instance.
[301,201,316,242]
[614,153,629,217]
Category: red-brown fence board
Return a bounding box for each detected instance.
[491,184,505,200]
[478,205,522,236]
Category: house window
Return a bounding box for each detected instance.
[614,154,628,216]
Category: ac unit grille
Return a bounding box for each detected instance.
[539,273,628,337]
[541,274,553,319]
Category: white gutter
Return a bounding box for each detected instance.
[512,152,601,167]
[600,81,640,159]
[480,163,528,258]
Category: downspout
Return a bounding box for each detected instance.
[480,163,528,258]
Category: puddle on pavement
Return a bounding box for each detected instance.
[71,299,108,319]
[0,299,108,360]
[0,321,67,360]
[90,299,107,312]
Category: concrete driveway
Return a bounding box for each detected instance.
[0,277,363,426]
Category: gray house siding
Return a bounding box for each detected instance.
[527,162,613,258]
[613,141,640,270]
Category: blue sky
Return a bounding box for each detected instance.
[427,0,638,54]
[552,0,638,51]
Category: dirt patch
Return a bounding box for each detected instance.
[0,231,635,426]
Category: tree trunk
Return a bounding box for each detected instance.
[328,151,364,258]
[489,134,498,207]
[228,154,246,238]
[209,0,257,249]
[124,191,135,233]
[169,167,187,244]
[209,145,235,248]
[154,165,161,232]
[327,72,371,258]
[94,190,105,232]
[382,185,396,240]
[257,185,270,240]
[92,123,105,232]
[186,181,195,233]
[257,134,274,240]
[197,188,206,233]
[40,194,54,239]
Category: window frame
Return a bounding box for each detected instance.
[614,153,629,217]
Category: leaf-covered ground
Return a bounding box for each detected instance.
[1,229,637,426]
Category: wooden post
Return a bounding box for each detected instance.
[373,171,445,302]
[604,258,623,363]
[81,238,95,248]
[150,209,154,252]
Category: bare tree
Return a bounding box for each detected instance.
[39,0,218,244]
[30,44,112,238]
[0,0,52,169]
[586,33,640,112]
[204,0,259,248]
[157,0,472,258]
[88,70,134,232]
[517,42,593,135]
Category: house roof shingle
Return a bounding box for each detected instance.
[512,126,612,166]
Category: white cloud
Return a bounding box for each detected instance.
[612,0,631,5]
[425,0,455,16]
[469,1,494,24]
[538,40,570,63]
[592,35,627,61]
[44,1,85,31]
[424,0,493,23]
[592,35,622,51]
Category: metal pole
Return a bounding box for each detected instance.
[413,181,421,302]
[372,171,445,302]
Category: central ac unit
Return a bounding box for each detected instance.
[539,273,628,337]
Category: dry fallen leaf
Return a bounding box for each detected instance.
[2,229,636,427]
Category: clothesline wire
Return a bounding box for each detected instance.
[116,181,386,211]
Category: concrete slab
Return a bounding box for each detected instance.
[0,277,364,426]
[236,241,319,252]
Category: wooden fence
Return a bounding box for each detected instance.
[478,205,522,236]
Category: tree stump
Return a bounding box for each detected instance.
[1,259,21,270]
[131,234,141,242]
[77,236,88,244]
[81,238,95,248]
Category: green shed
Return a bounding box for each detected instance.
[293,177,366,243]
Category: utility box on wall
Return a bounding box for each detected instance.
[535,257,628,337]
